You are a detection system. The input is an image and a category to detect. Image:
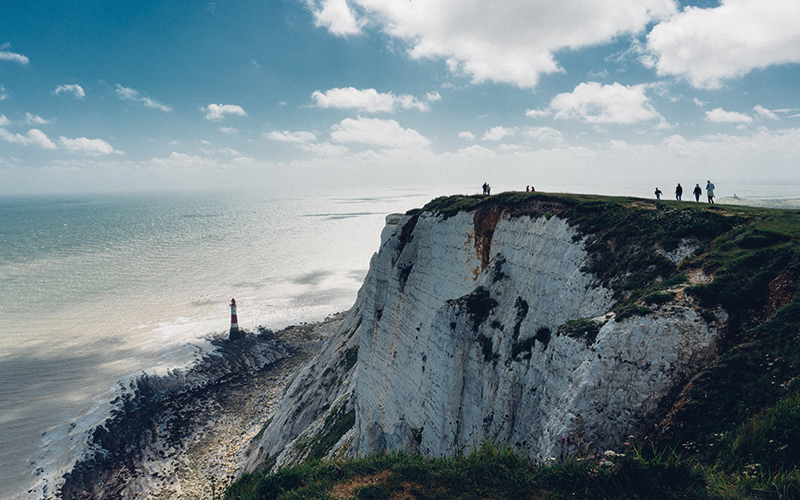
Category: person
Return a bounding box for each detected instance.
[654,187,662,200]
[693,184,702,202]
[526,185,530,192]
[530,185,535,192]
[706,180,715,204]
[482,182,488,195]
[486,183,491,195]
[675,183,683,201]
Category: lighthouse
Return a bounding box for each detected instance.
[229,298,243,339]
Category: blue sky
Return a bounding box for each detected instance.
[2,0,799,197]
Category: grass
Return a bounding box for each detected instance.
[224,441,800,500]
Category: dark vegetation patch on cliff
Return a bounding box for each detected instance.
[447,286,498,332]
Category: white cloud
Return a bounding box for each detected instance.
[0,45,29,65]
[458,131,476,140]
[219,127,238,133]
[318,0,677,88]
[0,84,7,101]
[312,87,436,112]
[693,98,707,107]
[116,84,172,111]
[523,126,564,143]
[549,82,662,124]
[54,84,86,99]
[58,136,121,155]
[306,0,364,36]
[26,113,49,125]
[705,108,753,123]
[526,108,552,119]
[482,126,517,141]
[203,103,247,121]
[753,105,780,121]
[0,128,57,149]
[0,114,10,127]
[151,152,219,169]
[645,0,800,89]
[330,116,431,149]
[266,130,318,143]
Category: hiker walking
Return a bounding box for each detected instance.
[693,184,702,202]
[654,187,662,200]
[706,180,715,204]
[675,183,683,201]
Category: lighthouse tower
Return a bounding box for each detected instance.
[229,298,243,339]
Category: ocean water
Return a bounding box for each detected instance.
[0,189,437,499]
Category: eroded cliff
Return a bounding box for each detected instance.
[246,192,741,470]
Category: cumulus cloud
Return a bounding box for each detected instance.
[645,0,800,89]
[265,130,318,143]
[524,126,564,143]
[525,108,552,119]
[309,0,676,88]
[203,103,246,121]
[330,116,431,149]
[458,131,476,140]
[312,87,438,112]
[482,126,517,141]
[26,113,49,125]
[705,108,753,123]
[0,128,57,149]
[0,114,10,127]
[58,136,121,155]
[116,84,172,111]
[549,82,662,124]
[0,44,29,65]
[753,105,780,121]
[306,0,364,36]
[54,84,86,99]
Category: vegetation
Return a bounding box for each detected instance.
[223,441,800,499]
[226,192,800,499]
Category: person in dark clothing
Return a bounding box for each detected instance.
[675,183,683,201]
[693,184,702,202]
[654,187,662,200]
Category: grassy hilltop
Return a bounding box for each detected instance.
[224,192,800,500]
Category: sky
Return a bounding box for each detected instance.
[1,0,799,198]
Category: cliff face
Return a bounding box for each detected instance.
[352,208,721,459]
[247,195,728,469]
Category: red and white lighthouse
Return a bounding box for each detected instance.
[229,298,242,339]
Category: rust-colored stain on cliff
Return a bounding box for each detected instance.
[472,206,503,274]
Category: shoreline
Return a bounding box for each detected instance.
[57,314,345,500]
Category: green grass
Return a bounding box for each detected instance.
[224,441,800,500]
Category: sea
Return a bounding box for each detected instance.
[0,188,440,499]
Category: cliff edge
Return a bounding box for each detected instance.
[245,191,800,472]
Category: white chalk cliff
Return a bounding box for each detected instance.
[246,199,723,470]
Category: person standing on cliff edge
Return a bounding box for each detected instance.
[706,180,715,204]
[654,187,662,200]
[693,184,702,202]
[675,183,683,201]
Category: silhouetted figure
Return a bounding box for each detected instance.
[675,183,683,201]
[693,184,702,202]
[654,187,662,200]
